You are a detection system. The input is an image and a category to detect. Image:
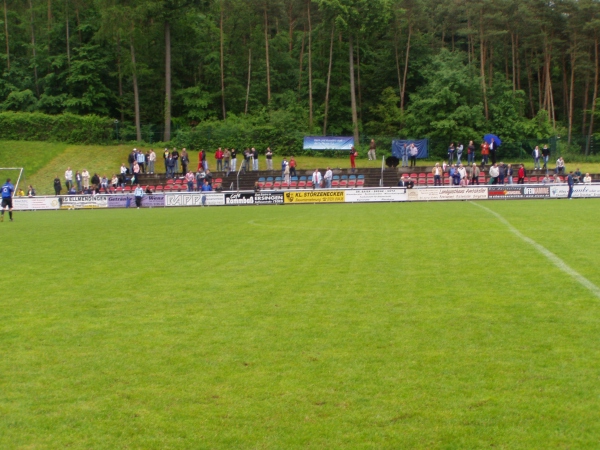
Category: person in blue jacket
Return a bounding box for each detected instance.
[1,178,15,222]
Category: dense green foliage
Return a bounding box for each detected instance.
[2,201,600,448]
[0,0,598,149]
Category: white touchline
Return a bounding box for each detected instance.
[471,202,600,299]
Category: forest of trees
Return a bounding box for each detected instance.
[0,0,599,152]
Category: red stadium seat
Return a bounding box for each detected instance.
[298,181,306,188]
[340,180,348,188]
[166,179,175,185]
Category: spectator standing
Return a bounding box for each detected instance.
[489,139,497,164]
[265,148,273,170]
[517,164,525,184]
[532,146,541,170]
[324,167,333,189]
[230,148,237,172]
[82,169,90,189]
[54,176,62,195]
[171,148,180,174]
[469,163,480,185]
[458,164,467,186]
[289,156,297,177]
[215,147,224,172]
[65,167,73,190]
[120,163,128,176]
[181,148,189,175]
[349,146,357,173]
[456,143,464,164]
[223,148,231,172]
[312,169,322,189]
[368,139,376,160]
[432,163,442,186]
[447,143,455,164]
[409,143,418,167]
[480,140,490,168]
[195,169,205,191]
[542,145,550,169]
[401,143,409,167]
[507,164,514,184]
[148,149,156,174]
[185,170,195,192]
[75,170,82,192]
[242,148,250,172]
[281,158,289,177]
[145,150,151,172]
[166,154,175,178]
[489,164,499,184]
[252,147,259,171]
[163,148,170,172]
[284,163,291,186]
[134,184,144,208]
[129,149,136,173]
[497,162,505,185]
[567,172,575,199]
[205,169,213,186]
[467,140,476,164]
[136,150,146,173]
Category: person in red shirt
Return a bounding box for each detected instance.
[215,147,224,172]
[349,146,358,173]
[289,156,297,177]
[517,164,525,184]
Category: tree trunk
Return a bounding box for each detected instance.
[75,7,82,43]
[287,3,294,54]
[562,56,568,119]
[348,34,359,146]
[582,71,589,136]
[220,4,226,120]
[131,39,141,142]
[488,43,493,88]
[264,5,271,103]
[526,52,535,117]
[479,13,488,120]
[47,0,52,54]
[568,34,576,144]
[164,19,171,141]
[117,34,124,123]
[3,0,9,70]
[394,28,402,99]
[401,23,412,112]
[356,34,362,120]
[587,36,599,155]
[516,33,521,90]
[29,0,39,97]
[511,32,516,91]
[297,25,305,91]
[245,48,251,115]
[65,0,70,68]
[323,24,334,135]
[307,0,313,131]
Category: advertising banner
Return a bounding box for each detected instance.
[522,186,551,198]
[303,136,354,151]
[392,139,429,159]
[550,184,600,198]
[407,187,488,201]
[487,186,525,199]
[107,194,165,208]
[225,192,255,205]
[345,188,408,203]
[164,192,225,207]
[60,195,109,209]
[13,196,60,210]
[254,192,284,205]
[284,190,346,203]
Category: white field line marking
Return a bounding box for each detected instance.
[471,202,600,299]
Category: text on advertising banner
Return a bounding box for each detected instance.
[60,195,109,209]
[107,194,165,208]
[345,188,407,203]
[303,136,354,151]
[284,190,346,203]
[254,192,284,205]
[407,187,488,201]
[550,184,600,198]
[165,192,225,207]
[13,197,60,210]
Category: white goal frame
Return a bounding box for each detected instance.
[0,167,24,196]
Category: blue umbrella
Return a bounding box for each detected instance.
[484,134,502,147]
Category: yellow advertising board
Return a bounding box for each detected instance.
[284,190,346,203]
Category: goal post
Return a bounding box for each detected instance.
[0,167,25,195]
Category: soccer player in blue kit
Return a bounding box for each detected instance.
[1,178,14,222]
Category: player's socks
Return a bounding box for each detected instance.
[9,211,12,220]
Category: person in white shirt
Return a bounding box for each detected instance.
[148,149,156,174]
[456,143,464,164]
[64,167,73,190]
[81,169,90,189]
[134,184,144,208]
[583,173,592,184]
[312,169,322,189]
[458,164,467,186]
[324,167,333,189]
[488,164,499,184]
[532,146,541,169]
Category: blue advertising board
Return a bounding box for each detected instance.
[303,136,354,151]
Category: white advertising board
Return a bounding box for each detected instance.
[345,188,408,203]
[550,184,600,198]
[13,196,60,210]
[407,187,488,201]
[164,192,225,207]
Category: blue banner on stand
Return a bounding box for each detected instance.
[392,139,429,159]
[303,136,354,150]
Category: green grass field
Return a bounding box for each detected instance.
[2,200,600,448]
